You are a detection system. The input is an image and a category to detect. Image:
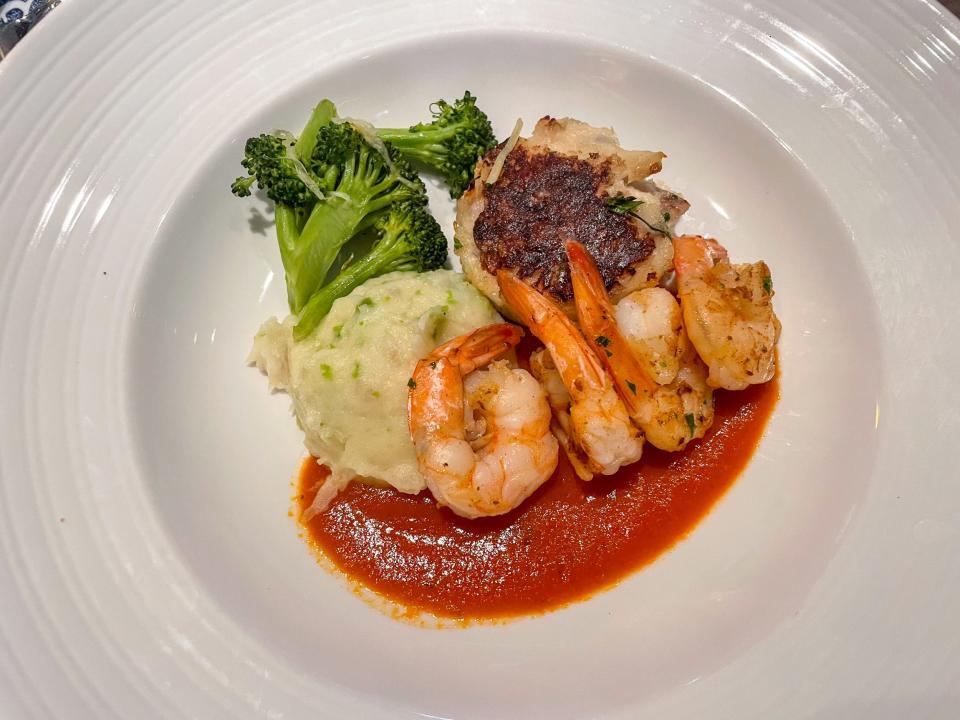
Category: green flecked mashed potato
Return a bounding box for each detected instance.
[250,269,502,496]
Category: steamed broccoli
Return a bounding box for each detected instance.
[230,134,313,206]
[295,121,427,308]
[231,100,427,313]
[375,92,495,198]
[231,100,335,312]
[231,99,337,207]
[293,201,448,340]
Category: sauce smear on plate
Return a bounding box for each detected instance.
[298,375,778,620]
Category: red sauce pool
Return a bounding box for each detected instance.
[298,374,778,620]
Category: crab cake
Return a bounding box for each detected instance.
[455,117,688,320]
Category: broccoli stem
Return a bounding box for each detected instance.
[293,242,405,341]
[375,127,456,167]
[274,204,302,311]
[295,100,336,163]
[290,197,367,311]
[289,174,408,311]
[375,144,447,167]
[376,125,460,146]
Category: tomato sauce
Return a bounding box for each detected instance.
[298,374,778,620]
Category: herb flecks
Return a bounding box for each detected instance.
[684,412,696,436]
[320,364,333,380]
[595,335,611,348]
[407,378,416,389]
[626,380,638,395]
[762,276,773,294]
[605,195,645,215]
[605,193,673,238]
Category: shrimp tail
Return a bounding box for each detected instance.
[497,271,552,333]
[408,323,522,440]
[499,270,644,478]
[565,240,657,418]
[428,322,523,375]
[497,271,604,390]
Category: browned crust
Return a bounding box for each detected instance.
[471,145,658,303]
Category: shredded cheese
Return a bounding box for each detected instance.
[338,116,419,190]
[485,118,524,186]
[275,129,328,202]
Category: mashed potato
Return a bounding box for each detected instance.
[250,270,502,498]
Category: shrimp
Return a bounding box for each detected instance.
[642,329,715,451]
[566,240,714,451]
[614,288,683,385]
[528,348,594,481]
[672,235,781,390]
[498,271,644,480]
[407,323,559,519]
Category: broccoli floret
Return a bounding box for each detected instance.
[231,100,429,314]
[293,201,448,340]
[230,134,313,206]
[375,91,495,198]
[231,99,337,206]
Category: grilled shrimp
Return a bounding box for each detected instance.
[643,329,715,451]
[528,348,595,482]
[498,271,644,480]
[407,323,559,519]
[614,288,683,385]
[566,240,714,451]
[672,235,781,390]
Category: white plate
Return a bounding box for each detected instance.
[2,1,959,717]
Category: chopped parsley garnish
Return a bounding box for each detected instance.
[453,237,463,250]
[762,276,773,294]
[605,195,644,215]
[604,193,673,238]
[684,412,696,436]
[407,378,416,389]
[595,335,611,347]
[626,380,638,395]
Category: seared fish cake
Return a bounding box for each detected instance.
[455,116,689,321]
